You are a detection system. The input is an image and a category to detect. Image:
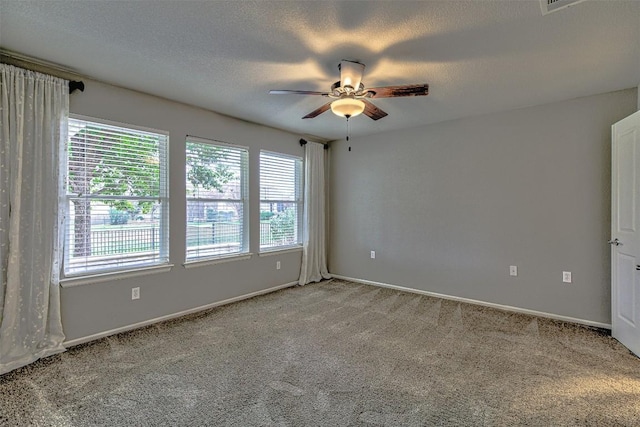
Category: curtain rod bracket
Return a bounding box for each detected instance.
[69,81,84,94]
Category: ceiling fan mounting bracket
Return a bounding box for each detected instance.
[329,81,366,99]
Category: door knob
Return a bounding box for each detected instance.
[608,238,622,246]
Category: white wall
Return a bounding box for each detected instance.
[329,89,637,325]
[63,79,304,342]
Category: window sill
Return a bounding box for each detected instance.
[259,246,303,257]
[183,253,253,269]
[60,264,174,288]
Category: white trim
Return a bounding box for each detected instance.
[63,281,298,347]
[259,247,303,257]
[183,253,253,268]
[61,264,174,288]
[331,275,612,330]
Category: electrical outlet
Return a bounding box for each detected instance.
[370,250,376,259]
[562,271,572,283]
[509,265,518,277]
[276,261,281,270]
[131,287,140,300]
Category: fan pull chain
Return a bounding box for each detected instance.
[346,116,350,142]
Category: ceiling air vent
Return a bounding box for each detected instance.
[540,0,586,15]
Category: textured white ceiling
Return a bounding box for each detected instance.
[1,0,638,140]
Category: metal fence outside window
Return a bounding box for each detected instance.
[81,222,294,258]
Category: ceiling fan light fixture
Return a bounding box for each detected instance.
[331,97,365,118]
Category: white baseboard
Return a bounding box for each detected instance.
[331,274,611,330]
[64,281,298,347]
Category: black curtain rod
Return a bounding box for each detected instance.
[299,138,329,149]
[1,50,85,95]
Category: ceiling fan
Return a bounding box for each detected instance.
[269,60,429,121]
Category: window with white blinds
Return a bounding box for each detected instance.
[64,117,169,276]
[185,137,249,261]
[260,151,303,250]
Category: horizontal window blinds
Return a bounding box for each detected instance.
[65,117,169,276]
[260,151,303,250]
[185,138,248,261]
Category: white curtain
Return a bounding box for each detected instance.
[299,141,331,285]
[0,64,67,375]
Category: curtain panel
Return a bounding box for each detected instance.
[0,64,67,375]
[299,141,331,285]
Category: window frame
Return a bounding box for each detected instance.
[259,150,304,253]
[62,114,170,279]
[184,136,250,263]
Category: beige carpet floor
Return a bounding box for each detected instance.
[1,278,639,426]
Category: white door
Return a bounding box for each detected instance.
[612,110,640,357]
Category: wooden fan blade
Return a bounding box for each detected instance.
[362,100,388,121]
[366,84,429,98]
[302,102,332,119]
[269,90,328,96]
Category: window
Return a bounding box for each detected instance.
[185,137,248,261]
[64,117,169,276]
[260,151,303,251]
